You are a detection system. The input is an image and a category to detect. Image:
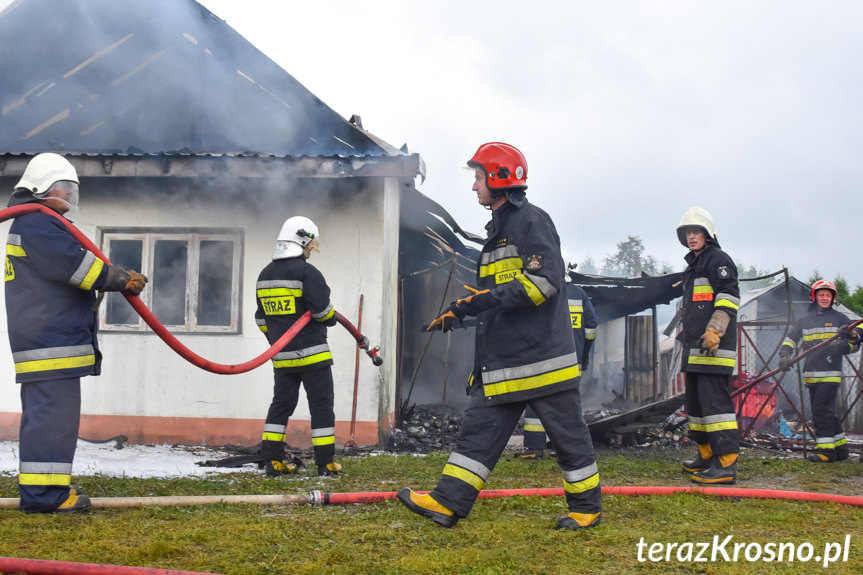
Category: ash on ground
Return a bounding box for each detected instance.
[384,402,691,454]
[387,404,464,453]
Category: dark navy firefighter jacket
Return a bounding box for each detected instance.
[5,211,113,383]
[255,256,336,373]
[678,244,740,375]
[463,199,580,405]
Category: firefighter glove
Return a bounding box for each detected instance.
[455,285,495,315]
[426,306,462,333]
[778,347,793,371]
[124,270,148,295]
[581,339,594,370]
[698,328,721,355]
[838,324,860,343]
[829,339,851,357]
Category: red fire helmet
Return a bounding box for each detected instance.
[810,279,837,302]
[467,142,528,190]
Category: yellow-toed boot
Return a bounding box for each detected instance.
[396,487,458,528]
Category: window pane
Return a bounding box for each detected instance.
[153,240,188,326]
[105,240,142,325]
[197,240,233,326]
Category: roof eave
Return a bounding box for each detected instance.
[0,152,424,180]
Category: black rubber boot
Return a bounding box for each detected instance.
[681,455,712,473]
[265,459,298,477]
[807,450,836,463]
[54,489,91,514]
[516,448,544,460]
[836,445,849,461]
[691,460,736,485]
[317,462,343,476]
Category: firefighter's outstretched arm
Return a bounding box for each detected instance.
[426,284,496,332]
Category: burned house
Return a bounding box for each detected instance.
[0,0,478,448]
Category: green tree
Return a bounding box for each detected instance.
[577,255,598,275]
[601,235,670,277]
[832,275,863,315]
[736,261,777,292]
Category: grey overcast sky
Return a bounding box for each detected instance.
[189,2,863,286]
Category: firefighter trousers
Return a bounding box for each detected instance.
[18,377,81,513]
[807,382,844,456]
[522,405,547,451]
[684,371,739,457]
[430,385,601,518]
[262,366,335,466]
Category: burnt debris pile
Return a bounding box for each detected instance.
[387,404,464,453]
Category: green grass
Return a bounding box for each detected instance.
[0,447,861,574]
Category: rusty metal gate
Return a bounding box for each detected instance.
[737,319,863,454]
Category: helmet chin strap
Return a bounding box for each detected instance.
[52,197,78,213]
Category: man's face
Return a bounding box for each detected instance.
[43,181,79,214]
[682,226,707,252]
[815,289,834,309]
[473,167,504,210]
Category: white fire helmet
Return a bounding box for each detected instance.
[561,248,574,281]
[273,216,320,259]
[13,153,80,210]
[676,206,719,248]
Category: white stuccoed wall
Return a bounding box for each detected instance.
[0,177,396,444]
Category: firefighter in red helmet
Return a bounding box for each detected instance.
[778,279,859,462]
[676,207,741,484]
[397,142,602,531]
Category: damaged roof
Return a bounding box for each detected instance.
[571,270,684,323]
[0,0,388,157]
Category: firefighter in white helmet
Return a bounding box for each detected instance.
[255,216,342,477]
[676,207,741,484]
[778,280,859,462]
[5,153,147,513]
[519,249,599,459]
[397,142,601,531]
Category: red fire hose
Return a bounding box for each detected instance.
[0,204,381,374]
[0,557,221,575]
[312,485,863,508]
[3,484,860,510]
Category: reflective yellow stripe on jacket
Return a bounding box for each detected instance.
[687,348,736,369]
[478,245,556,306]
[272,344,332,369]
[12,345,97,375]
[482,352,580,398]
[71,251,104,291]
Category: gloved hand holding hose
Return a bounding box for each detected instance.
[124,270,148,295]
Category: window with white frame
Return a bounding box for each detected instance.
[100,229,243,333]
